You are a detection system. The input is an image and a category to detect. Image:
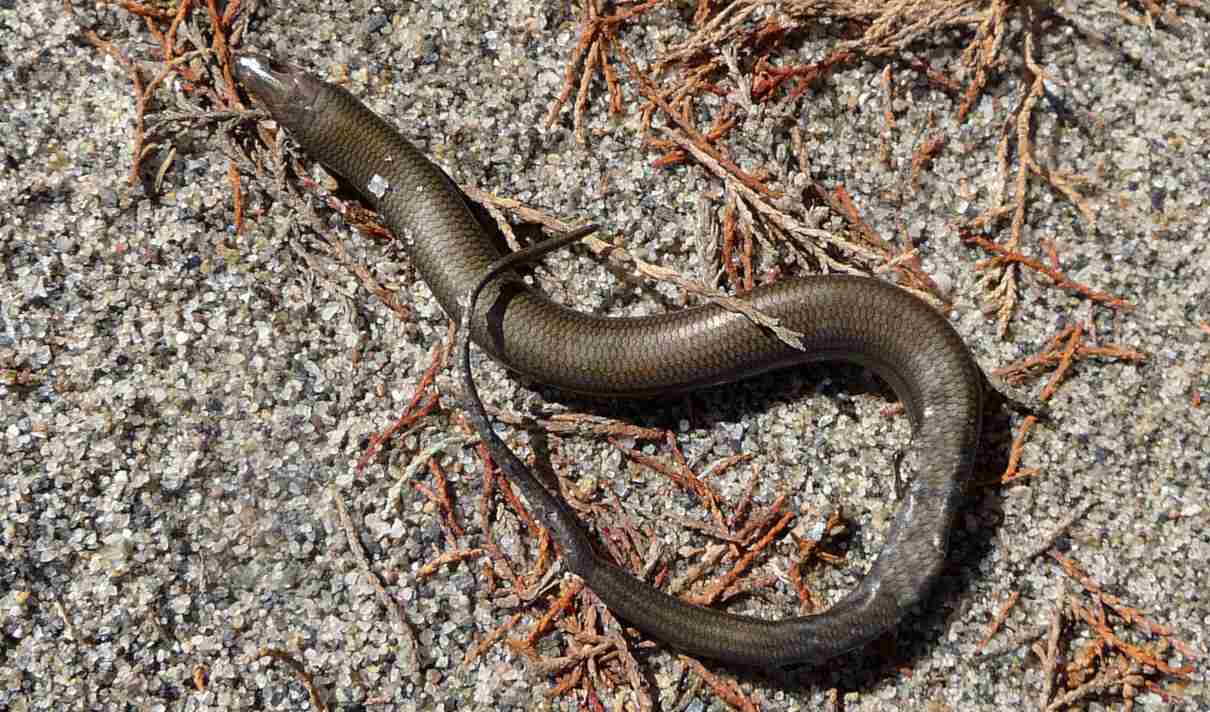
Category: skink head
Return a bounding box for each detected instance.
[233,53,324,127]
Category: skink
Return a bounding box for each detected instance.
[235,53,983,672]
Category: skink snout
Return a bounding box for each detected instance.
[234,53,290,98]
[233,52,323,122]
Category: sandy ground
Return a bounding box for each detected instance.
[2,1,1208,710]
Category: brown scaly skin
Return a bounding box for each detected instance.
[236,53,984,673]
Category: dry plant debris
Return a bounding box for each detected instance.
[993,322,1147,398]
[971,509,1203,709]
[462,423,845,708]
[69,0,255,217]
[1024,550,1202,710]
[253,648,330,712]
[536,0,1169,381]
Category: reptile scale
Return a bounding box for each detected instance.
[235,53,984,673]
